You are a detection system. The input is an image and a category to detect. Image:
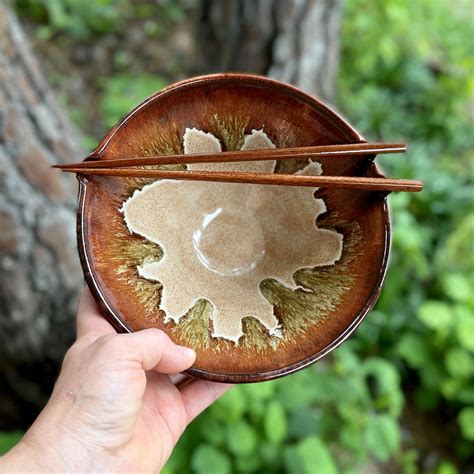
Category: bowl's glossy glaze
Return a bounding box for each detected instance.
[77,74,390,383]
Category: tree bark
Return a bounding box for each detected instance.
[0,4,83,428]
[195,0,343,101]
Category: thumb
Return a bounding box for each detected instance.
[116,329,196,374]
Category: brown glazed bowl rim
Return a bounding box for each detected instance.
[77,73,391,383]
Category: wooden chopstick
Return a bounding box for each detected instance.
[63,167,423,192]
[54,142,406,170]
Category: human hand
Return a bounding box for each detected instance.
[1,288,231,473]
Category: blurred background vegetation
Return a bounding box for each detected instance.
[1,0,473,472]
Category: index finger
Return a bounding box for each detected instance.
[76,286,116,338]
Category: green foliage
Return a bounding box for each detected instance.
[226,421,258,456]
[264,401,287,444]
[0,432,23,456]
[14,0,184,40]
[339,0,474,466]
[284,436,338,474]
[458,408,474,441]
[364,414,400,462]
[436,462,458,474]
[191,444,232,474]
[165,350,404,472]
[100,74,167,128]
[15,0,125,39]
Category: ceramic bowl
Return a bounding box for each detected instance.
[77,74,390,383]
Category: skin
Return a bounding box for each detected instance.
[0,288,231,473]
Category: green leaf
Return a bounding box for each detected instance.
[417,301,453,331]
[362,357,403,416]
[163,439,189,474]
[264,401,288,444]
[260,442,282,468]
[277,370,322,409]
[242,380,276,401]
[200,416,226,446]
[191,444,231,474]
[234,452,262,472]
[288,407,323,439]
[225,420,257,456]
[441,378,463,401]
[210,387,246,422]
[455,306,474,351]
[396,333,431,368]
[364,414,400,462]
[419,360,446,390]
[445,348,473,378]
[442,273,473,303]
[436,461,458,474]
[436,214,474,274]
[100,74,167,128]
[340,424,369,465]
[398,448,419,474]
[285,436,338,474]
[457,407,474,441]
[244,381,277,418]
[0,431,23,456]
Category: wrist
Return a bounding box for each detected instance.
[29,398,111,472]
[0,435,46,472]
[0,398,110,472]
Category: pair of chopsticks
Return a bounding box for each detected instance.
[54,142,423,193]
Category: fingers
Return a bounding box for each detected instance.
[76,287,116,338]
[169,373,189,387]
[174,375,194,390]
[77,288,195,374]
[143,371,191,444]
[180,380,232,422]
[122,329,196,374]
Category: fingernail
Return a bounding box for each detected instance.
[177,345,196,358]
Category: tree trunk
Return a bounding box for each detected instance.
[196,0,343,101]
[0,4,83,429]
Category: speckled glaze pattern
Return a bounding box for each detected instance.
[76,74,391,383]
